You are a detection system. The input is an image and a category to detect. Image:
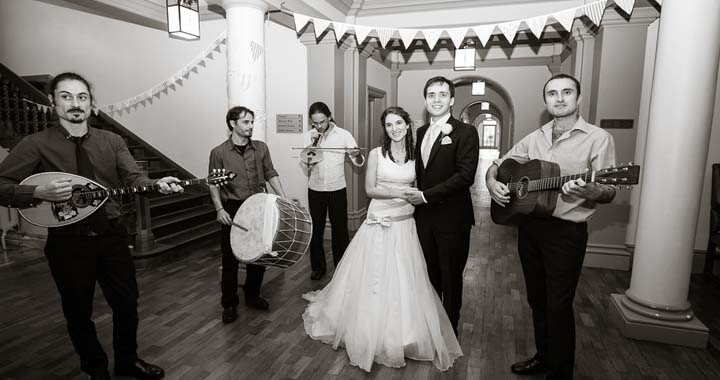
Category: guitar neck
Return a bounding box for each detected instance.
[510,172,592,193]
[82,178,207,200]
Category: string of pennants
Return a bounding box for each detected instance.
[293,0,662,50]
[24,32,228,116]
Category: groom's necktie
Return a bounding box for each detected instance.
[421,122,441,168]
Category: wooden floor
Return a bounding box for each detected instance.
[3,204,720,380]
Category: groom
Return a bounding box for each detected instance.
[405,76,479,335]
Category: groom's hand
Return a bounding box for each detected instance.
[404,189,426,205]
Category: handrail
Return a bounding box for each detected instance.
[0,61,52,105]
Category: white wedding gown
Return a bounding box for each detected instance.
[302,148,462,372]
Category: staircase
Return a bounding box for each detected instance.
[0,63,219,258]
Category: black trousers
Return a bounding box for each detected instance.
[43,221,138,376]
[220,200,266,308]
[308,188,349,273]
[517,217,588,380]
[416,222,471,335]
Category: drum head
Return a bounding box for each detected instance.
[230,193,279,262]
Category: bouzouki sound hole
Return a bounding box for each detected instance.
[70,185,91,207]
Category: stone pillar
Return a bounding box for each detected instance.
[223,0,268,141]
[610,0,720,348]
[390,52,402,107]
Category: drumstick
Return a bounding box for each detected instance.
[231,222,248,232]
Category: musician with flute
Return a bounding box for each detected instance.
[209,105,288,323]
[301,102,365,281]
[0,72,181,380]
[485,74,616,380]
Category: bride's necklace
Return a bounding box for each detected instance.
[390,147,406,162]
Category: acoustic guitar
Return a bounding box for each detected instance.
[18,169,235,228]
[490,159,640,225]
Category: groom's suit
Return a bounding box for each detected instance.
[414,116,479,333]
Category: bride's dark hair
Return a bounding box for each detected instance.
[379,106,415,163]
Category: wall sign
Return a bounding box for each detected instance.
[276,114,303,133]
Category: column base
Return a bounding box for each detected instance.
[610,294,708,348]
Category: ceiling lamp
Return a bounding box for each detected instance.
[167,0,200,40]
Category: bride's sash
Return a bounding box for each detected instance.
[365,198,414,227]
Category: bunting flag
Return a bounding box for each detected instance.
[313,18,331,39]
[525,15,548,39]
[333,22,349,42]
[446,27,469,48]
[293,13,311,33]
[472,24,495,47]
[398,28,418,49]
[553,7,577,32]
[614,0,636,15]
[498,20,521,43]
[354,25,372,44]
[249,40,264,62]
[376,27,394,47]
[422,28,442,50]
[583,0,608,27]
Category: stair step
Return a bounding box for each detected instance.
[148,191,207,207]
[155,220,220,247]
[152,204,213,224]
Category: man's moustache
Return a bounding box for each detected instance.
[68,108,85,113]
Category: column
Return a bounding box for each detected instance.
[610,0,720,348]
[223,0,268,141]
[570,25,595,121]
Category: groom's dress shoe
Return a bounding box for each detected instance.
[511,356,547,375]
[115,359,164,380]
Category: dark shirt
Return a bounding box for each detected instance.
[208,138,278,201]
[0,126,155,219]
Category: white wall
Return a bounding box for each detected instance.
[0,0,309,207]
[366,59,391,96]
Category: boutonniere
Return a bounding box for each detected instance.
[440,123,453,144]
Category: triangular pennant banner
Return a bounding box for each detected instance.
[376,27,394,47]
[447,27,469,48]
[354,25,372,45]
[333,22,348,42]
[498,20,521,43]
[398,29,418,49]
[525,15,548,39]
[472,24,495,47]
[293,13,311,33]
[553,7,577,32]
[583,0,607,27]
[422,28,442,50]
[614,0,636,15]
[313,18,331,39]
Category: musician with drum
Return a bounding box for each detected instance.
[300,102,365,281]
[209,106,288,323]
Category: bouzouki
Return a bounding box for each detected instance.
[18,168,235,228]
[490,159,640,225]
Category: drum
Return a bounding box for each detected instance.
[230,193,312,268]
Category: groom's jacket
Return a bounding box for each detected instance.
[414,116,479,232]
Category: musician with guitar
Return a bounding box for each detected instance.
[300,102,364,281]
[209,106,289,323]
[0,73,182,380]
[486,74,617,380]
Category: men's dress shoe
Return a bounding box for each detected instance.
[87,371,111,380]
[510,356,547,375]
[310,270,325,280]
[222,306,238,323]
[115,359,164,380]
[245,295,270,310]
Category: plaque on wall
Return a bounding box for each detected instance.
[276,114,303,133]
[600,119,634,129]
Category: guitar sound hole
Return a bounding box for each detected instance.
[70,185,91,208]
[516,177,530,199]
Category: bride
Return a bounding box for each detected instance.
[302,106,462,372]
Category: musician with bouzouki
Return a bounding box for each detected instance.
[0,73,178,380]
[485,74,636,380]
